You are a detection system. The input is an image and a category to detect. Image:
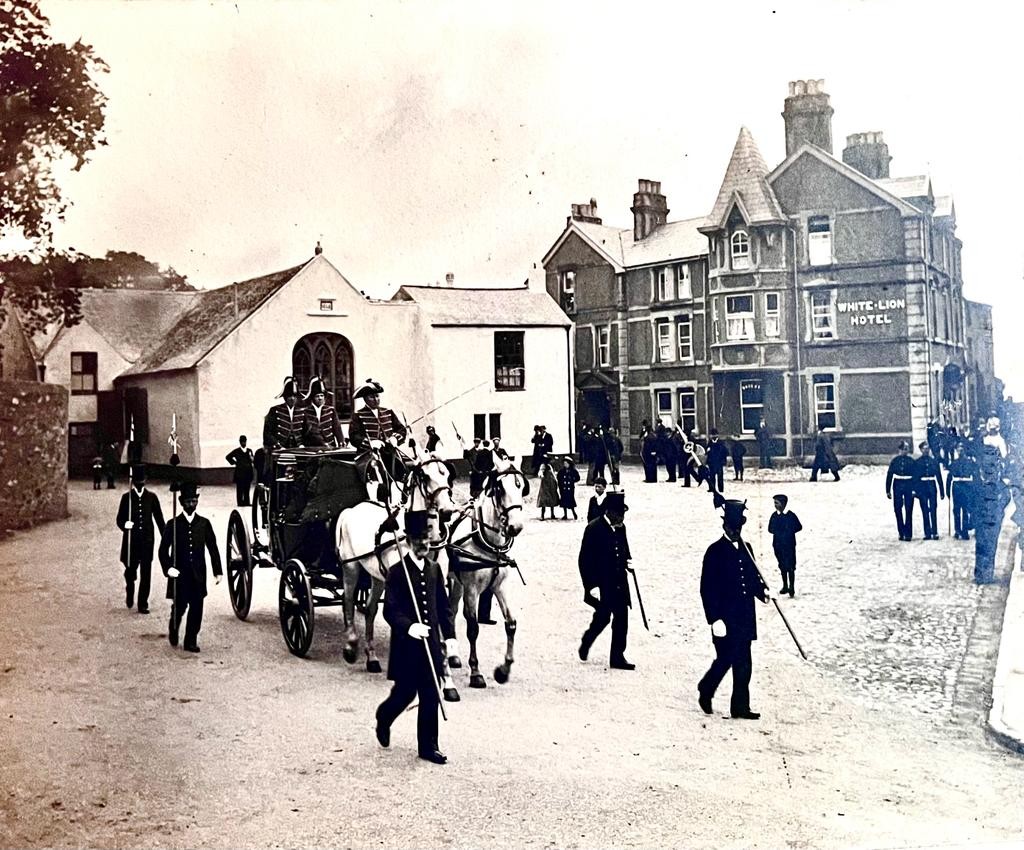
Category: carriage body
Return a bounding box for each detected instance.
[225,446,363,656]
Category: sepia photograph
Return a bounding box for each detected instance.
[0,1,1022,847]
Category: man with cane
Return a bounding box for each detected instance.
[375,511,454,764]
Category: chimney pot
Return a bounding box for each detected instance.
[782,78,834,156]
[842,130,891,180]
[445,272,455,286]
[631,178,669,242]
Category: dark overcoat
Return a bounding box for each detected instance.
[225,447,255,483]
[768,511,802,568]
[158,514,222,602]
[578,517,631,607]
[700,536,768,640]
[384,554,454,682]
[116,488,166,564]
[557,465,580,508]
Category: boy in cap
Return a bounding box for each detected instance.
[768,494,802,597]
[158,482,222,652]
[376,511,455,764]
[698,499,770,719]
[586,477,609,522]
[578,491,635,670]
[115,464,166,613]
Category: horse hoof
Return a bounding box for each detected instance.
[443,687,461,702]
[448,656,462,669]
[493,666,509,684]
[469,674,487,689]
[342,646,357,664]
[366,659,382,674]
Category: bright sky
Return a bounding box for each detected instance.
[39,0,1023,392]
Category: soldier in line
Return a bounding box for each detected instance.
[115,464,166,614]
[263,376,306,453]
[302,377,344,448]
[697,499,770,720]
[913,441,945,541]
[375,512,454,765]
[225,435,255,506]
[578,492,635,670]
[946,442,978,540]
[885,441,917,541]
[158,482,222,652]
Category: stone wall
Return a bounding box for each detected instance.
[0,380,68,532]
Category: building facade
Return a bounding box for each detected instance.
[544,79,996,461]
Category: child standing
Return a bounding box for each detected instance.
[767,493,802,597]
[731,437,747,481]
[557,457,581,520]
[536,462,559,520]
[586,477,609,522]
[92,454,104,490]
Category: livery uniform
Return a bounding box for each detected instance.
[115,472,166,613]
[263,401,306,449]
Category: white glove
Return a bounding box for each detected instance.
[369,439,384,450]
[167,567,180,578]
[214,575,222,585]
[387,435,400,447]
[590,587,601,602]
[124,521,134,530]
[711,620,727,638]
[408,622,431,640]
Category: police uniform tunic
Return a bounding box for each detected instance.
[116,487,166,610]
[158,512,222,648]
[912,455,945,539]
[885,454,917,539]
[946,456,978,539]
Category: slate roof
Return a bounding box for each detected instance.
[703,127,785,231]
[124,263,306,375]
[78,289,199,361]
[934,195,954,219]
[876,175,932,200]
[623,217,707,267]
[393,285,570,327]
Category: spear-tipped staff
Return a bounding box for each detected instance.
[167,414,180,648]
[125,415,136,572]
[742,538,807,661]
[405,379,490,428]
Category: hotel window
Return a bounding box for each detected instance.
[597,325,611,367]
[731,231,750,270]
[70,352,97,395]
[656,267,673,301]
[764,293,781,338]
[676,315,692,361]
[810,291,836,340]
[808,216,832,266]
[559,269,576,314]
[656,319,673,362]
[813,374,837,430]
[726,295,755,341]
[494,331,525,391]
[739,380,763,434]
[678,387,697,433]
[675,263,692,299]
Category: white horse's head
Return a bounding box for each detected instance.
[405,449,457,518]
[480,456,528,540]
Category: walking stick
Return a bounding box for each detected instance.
[743,540,808,661]
[627,566,650,631]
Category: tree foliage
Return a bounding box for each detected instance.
[0,0,109,332]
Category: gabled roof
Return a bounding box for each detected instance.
[542,215,708,273]
[702,127,785,232]
[934,195,955,219]
[876,175,933,201]
[768,143,921,217]
[541,220,627,271]
[78,289,199,361]
[124,262,307,375]
[393,285,570,327]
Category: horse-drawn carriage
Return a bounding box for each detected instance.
[224,446,365,656]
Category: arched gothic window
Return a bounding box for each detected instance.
[292,333,354,419]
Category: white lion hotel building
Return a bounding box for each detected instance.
[35,252,573,479]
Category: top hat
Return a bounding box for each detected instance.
[604,491,628,515]
[354,378,384,400]
[719,498,747,527]
[404,509,429,540]
[178,481,199,500]
[278,376,299,399]
[304,376,327,400]
[130,464,147,483]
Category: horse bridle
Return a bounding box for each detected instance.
[472,466,526,553]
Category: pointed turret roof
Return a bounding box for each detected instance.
[701,127,785,233]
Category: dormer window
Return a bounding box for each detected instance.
[319,298,335,312]
[731,231,750,270]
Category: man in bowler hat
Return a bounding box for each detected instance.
[115,464,166,613]
[578,491,635,670]
[158,482,222,652]
[376,511,455,764]
[698,499,770,719]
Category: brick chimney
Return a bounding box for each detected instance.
[630,179,669,242]
[842,131,891,180]
[782,79,834,157]
[568,198,602,225]
[444,272,455,287]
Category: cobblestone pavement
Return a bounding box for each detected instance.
[1,463,1022,849]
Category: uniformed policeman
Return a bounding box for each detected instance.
[115,464,166,613]
[946,443,978,540]
[697,499,770,720]
[158,482,223,652]
[885,441,917,540]
[912,441,945,540]
[578,492,635,670]
[262,377,306,452]
[974,445,1011,584]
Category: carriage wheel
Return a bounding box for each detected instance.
[225,510,253,620]
[252,485,269,545]
[279,559,314,657]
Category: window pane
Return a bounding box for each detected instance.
[656,391,672,414]
[71,354,82,373]
[766,293,779,310]
[741,382,763,404]
[474,414,486,440]
[727,295,753,313]
[489,413,501,439]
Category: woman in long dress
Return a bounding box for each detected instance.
[536,462,559,520]
[557,458,581,520]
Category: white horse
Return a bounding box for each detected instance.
[333,446,457,671]
[443,457,528,691]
